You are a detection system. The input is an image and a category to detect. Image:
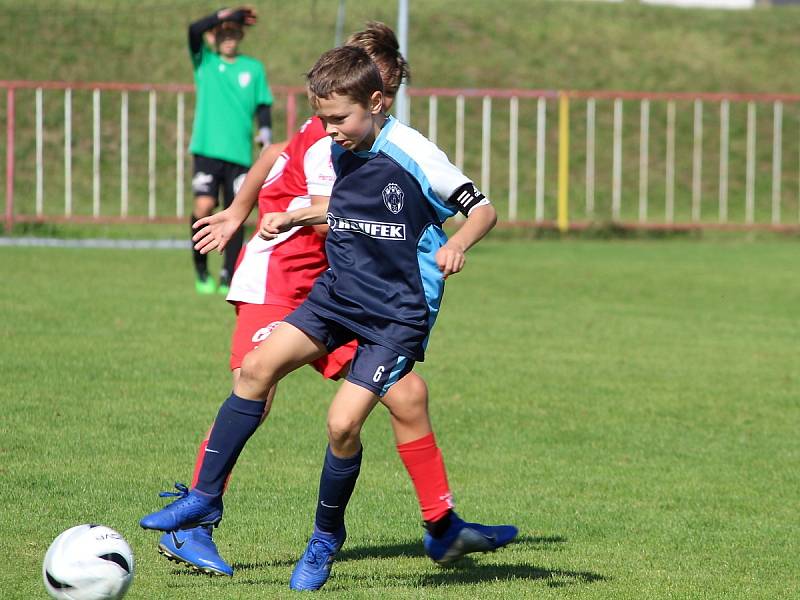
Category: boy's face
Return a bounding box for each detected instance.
[216,31,242,58]
[315,91,384,152]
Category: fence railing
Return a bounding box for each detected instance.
[3,80,800,232]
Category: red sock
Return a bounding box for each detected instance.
[397,433,453,522]
[190,432,211,489]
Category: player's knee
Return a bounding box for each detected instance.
[193,196,215,217]
[386,375,429,422]
[239,350,277,390]
[327,415,362,448]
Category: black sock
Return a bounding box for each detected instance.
[424,510,453,539]
[191,214,208,280]
[315,445,362,533]
[194,393,266,497]
[222,224,244,284]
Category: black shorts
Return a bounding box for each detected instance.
[192,154,249,208]
[284,302,415,397]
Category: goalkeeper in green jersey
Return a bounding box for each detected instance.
[187,6,273,295]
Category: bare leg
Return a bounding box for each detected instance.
[326,380,380,457]
[381,371,431,444]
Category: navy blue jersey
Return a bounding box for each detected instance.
[304,117,488,361]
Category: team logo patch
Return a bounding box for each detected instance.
[192,171,214,194]
[238,72,251,88]
[233,173,247,195]
[327,213,406,240]
[251,321,282,343]
[382,183,404,214]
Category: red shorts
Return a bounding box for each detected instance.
[230,303,356,379]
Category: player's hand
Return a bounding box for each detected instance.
[255,126,272,147]
[258,212,294,240]
[217,6,256,25]
[218,5,258,25]
[435,241,466,278]
[192,209,243,254]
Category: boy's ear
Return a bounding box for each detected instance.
[369,91,384,115]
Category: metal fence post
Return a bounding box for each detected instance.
[558,92,570,232]
[5,87,14,233]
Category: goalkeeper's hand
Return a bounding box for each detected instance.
[217,5,258,26]
[255,127,272,148]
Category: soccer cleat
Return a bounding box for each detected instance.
[289,526,346,591]
[423,513,518,566]
[157,525,233,577]
[195,275,217,295]
[139,483,223,532]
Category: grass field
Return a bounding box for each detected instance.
[1,239,799,599]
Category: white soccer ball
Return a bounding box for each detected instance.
[42,524,134,600]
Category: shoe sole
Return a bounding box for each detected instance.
[157,543,232,577]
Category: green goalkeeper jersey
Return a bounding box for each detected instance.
[190,44,273,167]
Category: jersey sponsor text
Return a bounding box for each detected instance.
[326,213,406,240]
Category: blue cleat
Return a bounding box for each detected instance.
[157,525,234,577]
[140,483,223,531]
[423,513,518,565]
[289,526,346,591]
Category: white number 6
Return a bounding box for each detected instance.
[372,366,385,383]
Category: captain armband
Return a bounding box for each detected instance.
[447,183,489,216]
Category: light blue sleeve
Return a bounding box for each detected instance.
[380,122,471,223]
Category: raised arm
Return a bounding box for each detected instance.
[188,6,258,60]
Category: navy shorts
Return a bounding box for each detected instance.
[284,302,415,397]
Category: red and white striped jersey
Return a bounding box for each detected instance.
[227,117,335,307]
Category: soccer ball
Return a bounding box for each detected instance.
[42,524,134,600]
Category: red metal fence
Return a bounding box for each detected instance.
[3,80,800,233]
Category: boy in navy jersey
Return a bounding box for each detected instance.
[141,46,517,590]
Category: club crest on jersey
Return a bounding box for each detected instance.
[238,72,252,88]
[327,213,406,240]
[382,183,404,214]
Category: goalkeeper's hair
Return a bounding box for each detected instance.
[307,46,384,110]
[346,21,410,98]
[214,20,244,40]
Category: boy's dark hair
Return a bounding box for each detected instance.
[214,21,244,41]
[345,21,410,98]
[307,46,384,109]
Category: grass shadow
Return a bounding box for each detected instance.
[168,533,605,590]
[337,534,568,562]
[420,562,608,588]
[231,558,296,571]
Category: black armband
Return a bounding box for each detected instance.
[256,104,272,129]
[447,182,486,216]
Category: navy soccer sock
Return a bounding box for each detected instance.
[314,445,363,534]
[193,393,266,497]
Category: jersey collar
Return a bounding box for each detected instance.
[350,115,397,159]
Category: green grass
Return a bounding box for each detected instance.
[1,239,799,598]
[3,0,800,228]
